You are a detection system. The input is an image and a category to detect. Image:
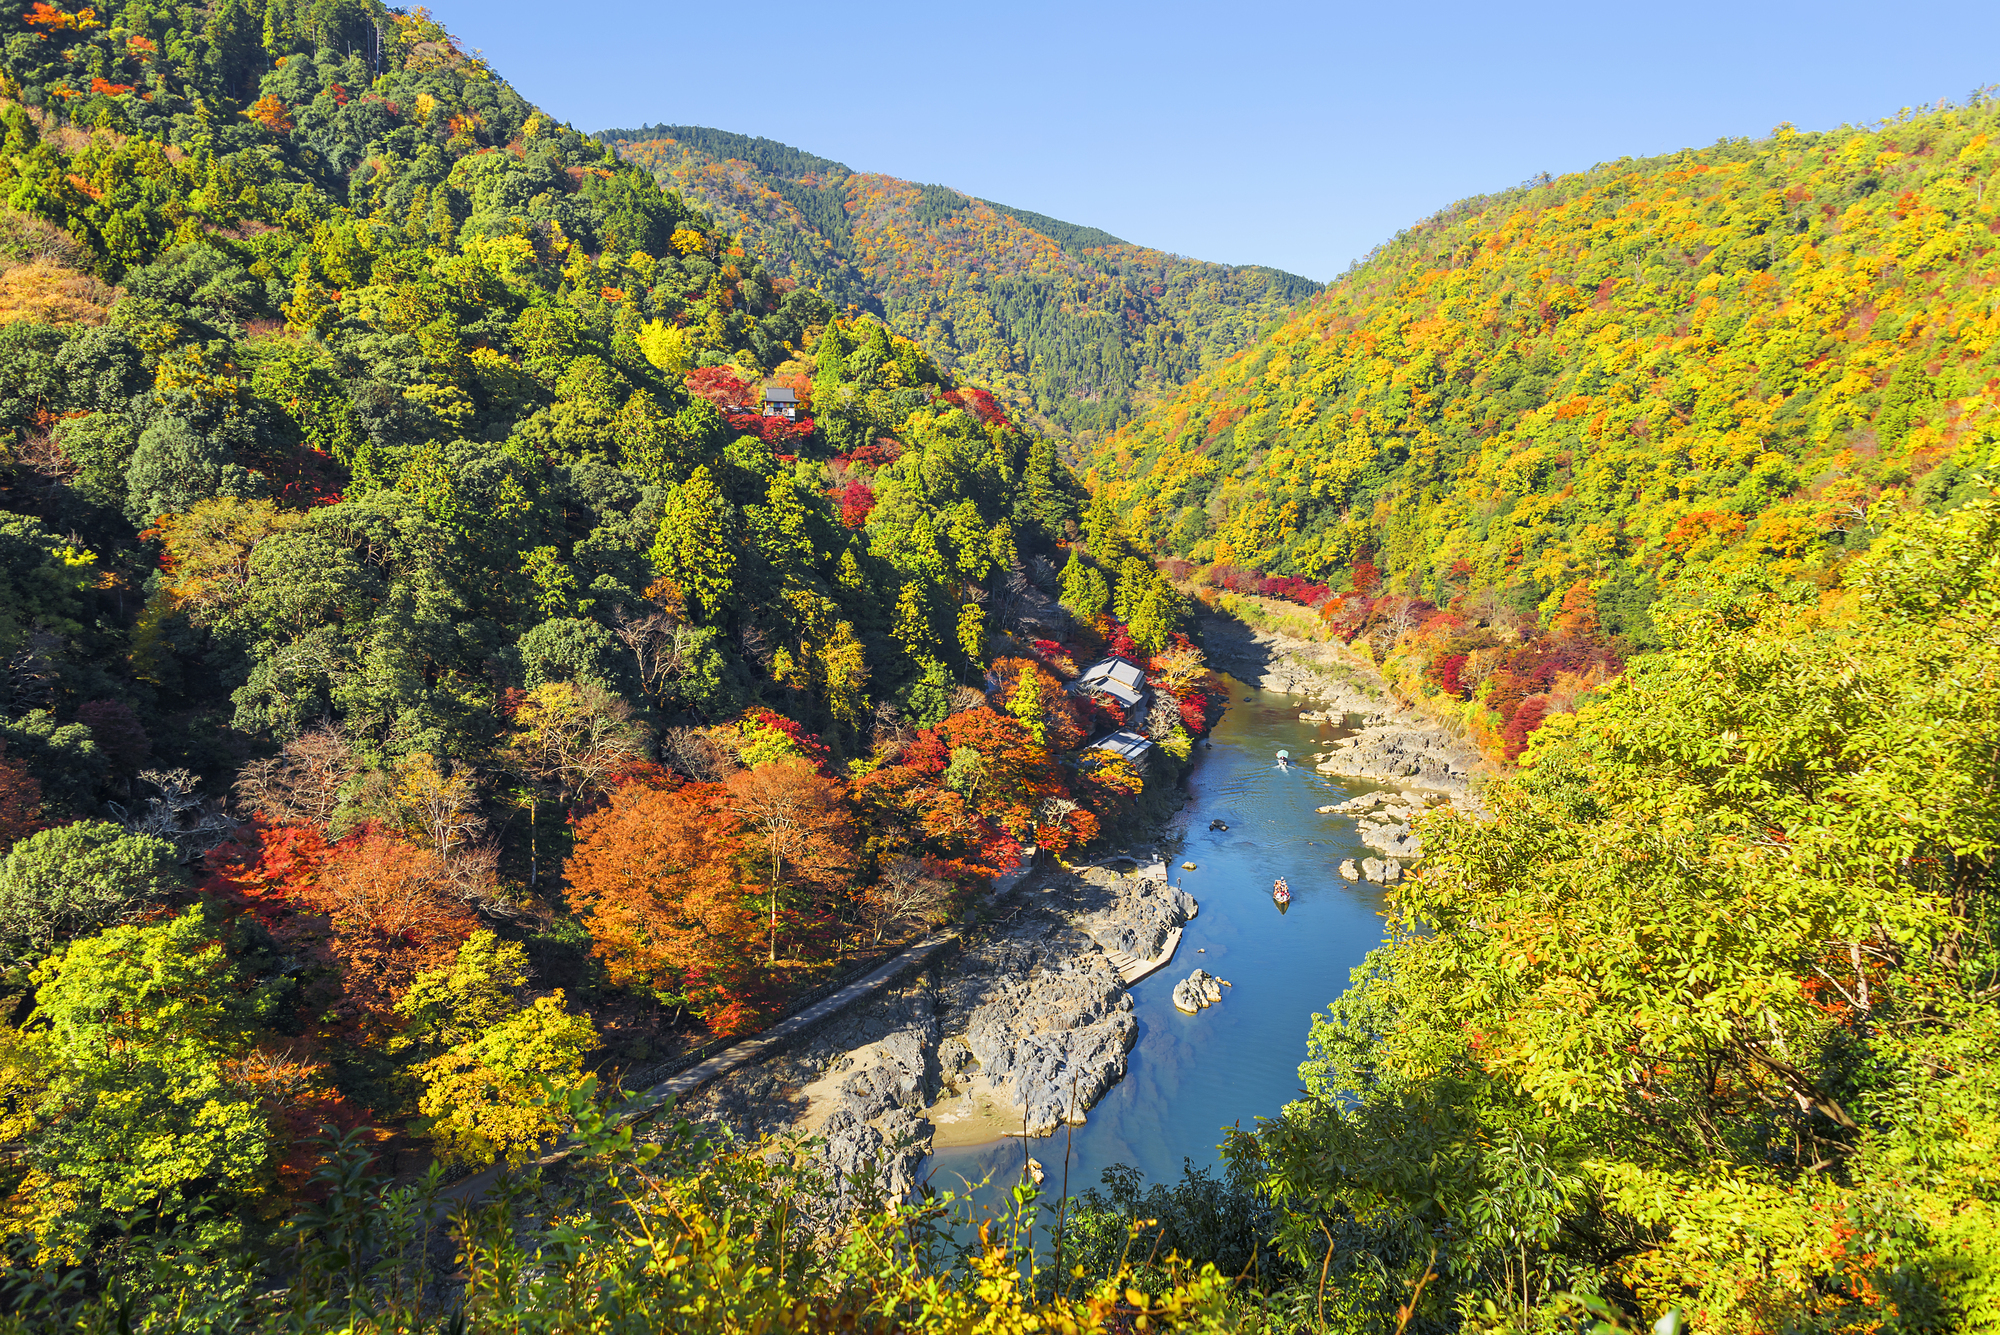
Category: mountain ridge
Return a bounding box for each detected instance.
[596,122,1320,442]
[1088,103,1998,594]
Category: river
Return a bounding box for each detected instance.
[921,672,1395,1205]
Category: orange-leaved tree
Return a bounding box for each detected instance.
[0,742,42,852]
[563,781,764,1033]
[723,757,855,965]
[934,707,1067,853]
[219,822,479,1028]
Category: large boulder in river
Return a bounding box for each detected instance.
[1172,968,1227,1013]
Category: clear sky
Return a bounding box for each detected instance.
[423,1,2000,282]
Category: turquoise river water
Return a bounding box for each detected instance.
[922,673,1394,1205]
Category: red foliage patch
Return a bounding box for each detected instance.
[722,410,815,446]
[748,709,833,774]
[937,387,1013,430]
[686,365,749,409]
[1500,696,1553,763]
[1427,652,1469,700]
[837,477,875,528]
[835,438,902,470]
[0,743,43,852]
[257,445,344,508]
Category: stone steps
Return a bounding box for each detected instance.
[1104,925,1184,985]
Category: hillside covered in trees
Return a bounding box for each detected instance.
[0,0,1226,1314]
[598,124,1321,442]
[1056,92,2000,1332]
[1089,99,2000,757]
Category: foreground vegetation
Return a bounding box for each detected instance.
[4,492,1983,1332]
[1227,495,2000,1330]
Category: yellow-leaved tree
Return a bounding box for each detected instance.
[401,932,598,1168]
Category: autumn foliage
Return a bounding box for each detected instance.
[563,781,765,1033]
[0,744,42,852]
[216,821,479,1027]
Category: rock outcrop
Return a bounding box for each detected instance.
[671,861,1188,1201]
[1314,724,1480,796]
[1199,618,1387,720]
[1072,864,1197,962]
[945,913,1137,1136]
[1171,968,1227,1013]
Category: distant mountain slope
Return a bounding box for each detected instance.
[596,124,1320,441]
[1085,102,2000,606]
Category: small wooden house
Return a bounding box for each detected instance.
[1072,655,1149,729]
[1075,656,1145,709]
[761,385,799,419]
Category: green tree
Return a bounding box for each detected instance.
[0,822,185,964]
[0,514,94,662]
[1244,498,2000,1329]
[1059,551,1109,621]
[1128,582,1177,655]
[18,911,268,1246]
[955,601,984,662]
[1017,437,1082,546]
[649,466,738,622]
[1007,672,1047,746]
[50,413,141,513]
[123,417,256,525]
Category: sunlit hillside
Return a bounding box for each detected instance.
[1088,104,1998,603]
[601,125,1320,441]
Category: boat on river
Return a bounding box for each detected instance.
[1272,877,1291,904]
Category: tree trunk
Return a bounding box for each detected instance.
[768,840,781,963]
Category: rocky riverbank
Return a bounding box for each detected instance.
[1198,612,1488,799]
[668,609,1489,1202]
[1197,610,1490,884]
[670,861,1196,1205]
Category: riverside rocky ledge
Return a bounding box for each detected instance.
[1198,610,1489,809]
[670,860,1196,1202]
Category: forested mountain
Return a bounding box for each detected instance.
[1073,95,2000,1331]
[597,123,1320,441]
[1089,99,2000,755]
[0,0,1216,1312]
[0,0,1996,1328]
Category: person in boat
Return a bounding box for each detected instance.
[1273,877,1291,901]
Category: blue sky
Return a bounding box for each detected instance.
[426,1,2000,282]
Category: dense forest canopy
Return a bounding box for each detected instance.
[1092,98,2000,759]
[598,122,1322,442]
[1091,104,1999,590]
[0,1,1225,1320]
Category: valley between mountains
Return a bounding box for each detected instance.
[0,3,1992,1330]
